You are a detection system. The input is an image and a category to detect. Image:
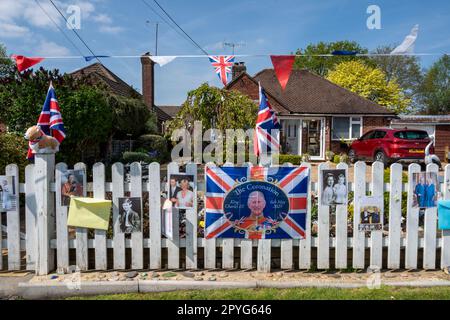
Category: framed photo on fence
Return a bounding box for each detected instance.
[320,169,348,206]
[60,169,86,207]
[358,195,383,232]
[118,197,142,234]
[412,172,440,209]
[168,173,195,209]
[0,176,17,212]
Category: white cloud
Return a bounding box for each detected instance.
[92,14,112,24]
[99,25,124,34]
[0,22,30,38]
[35,41,71,56]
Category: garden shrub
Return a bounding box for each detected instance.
[0,133,29,178]
[122,151,153,164]
[279,154,302,165]
[136,134,169,162]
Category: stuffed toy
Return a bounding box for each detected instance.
[24,125,59,154]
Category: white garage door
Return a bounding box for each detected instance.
[391,124,435,137]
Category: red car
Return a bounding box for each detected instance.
[348,128,433,166]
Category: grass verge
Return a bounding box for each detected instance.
[66,286,450,300]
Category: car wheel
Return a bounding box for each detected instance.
[348,149,357,163]
[374,150,388,167]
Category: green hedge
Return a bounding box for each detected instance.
[279,154,302,165]
[122,152,154,164]
[0,133,29,178]
[136,134,169,162]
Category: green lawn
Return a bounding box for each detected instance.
[66,286,450,300]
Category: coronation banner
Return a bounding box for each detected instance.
[205,166,310,240]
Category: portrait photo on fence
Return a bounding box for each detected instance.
[413,172,440,208]
[168,173,195,209]
[118,197,142,234]
[358,195,383,232]
[320,169,348,206]
[0,176,16,212]
[60,169,85,207]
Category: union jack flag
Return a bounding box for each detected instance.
[208,55,235,86]
[27,84,66,159]
[254,84,281,157]
[205,165,310,240]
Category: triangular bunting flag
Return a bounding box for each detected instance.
[208,55,235,86]
[11,55,44,72]
[391,24,419,54]
[332,50,359,56]
[270,55,295,90]
[84,55,111,62]
[149,56,177,67]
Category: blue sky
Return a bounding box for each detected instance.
[1,0,449,105]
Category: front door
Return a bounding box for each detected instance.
[301,119,325,160]
[282,120,299,154]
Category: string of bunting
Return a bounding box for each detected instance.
[3,25,447,90]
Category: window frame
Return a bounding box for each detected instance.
[331,116,363,141]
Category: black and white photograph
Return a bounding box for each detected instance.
[168,173,195,209]
[358,196,383,232]
[320,169,348,206]
[60,169,85,207]
[0,176,16,212]
[413,172,440,208]
[118,197,142,234]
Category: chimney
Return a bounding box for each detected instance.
[232,62,246,81]
[141,52,155,111]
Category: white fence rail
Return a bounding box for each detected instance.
[1,155,449,274]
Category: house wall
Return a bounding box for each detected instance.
[435,125,450,161]
[328,116,391,156]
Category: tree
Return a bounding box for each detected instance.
[294,41,370,76]
[418,55,450,115]
[370,45,423,109]
[326,60,410,114]
[167,83,258,135]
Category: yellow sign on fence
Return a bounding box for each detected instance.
[67,197,112,230]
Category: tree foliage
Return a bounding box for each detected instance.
[370,45,423,108]
[167,83,258,135]
[0,48,156,164]
[418,55,450,115]
[294,41,370,76]
[326,60,410,114]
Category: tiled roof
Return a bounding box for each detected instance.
[70,63,139,98]
[392,115,450,124]
[69,63,173,122]
[250,69,395,115]
[157,105,181,118]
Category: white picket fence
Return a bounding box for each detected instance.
[1,155,450,275]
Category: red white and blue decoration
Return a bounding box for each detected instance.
[208,55,235,86]
[27,84,66,159]
[254,84,281,157]
[205,165,310,239]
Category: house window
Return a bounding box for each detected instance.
[332,117,362,140]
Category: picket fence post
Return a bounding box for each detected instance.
[353,161,366,269]
[442,164,450,269]
[25,164,37,271]
[149,162,162,270]
[34,153,55,275]
[317,162,330,270]
[405,163,421,269]
[370,161,384,269]
[335,162,349,269]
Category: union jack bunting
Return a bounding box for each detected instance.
[208,55,235,86]
[205,165,310,240]
[27,84,66,159]
[254,83,281,157]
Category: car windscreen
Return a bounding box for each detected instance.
[394,131,429,140]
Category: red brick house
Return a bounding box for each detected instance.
[226,63,396,160]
